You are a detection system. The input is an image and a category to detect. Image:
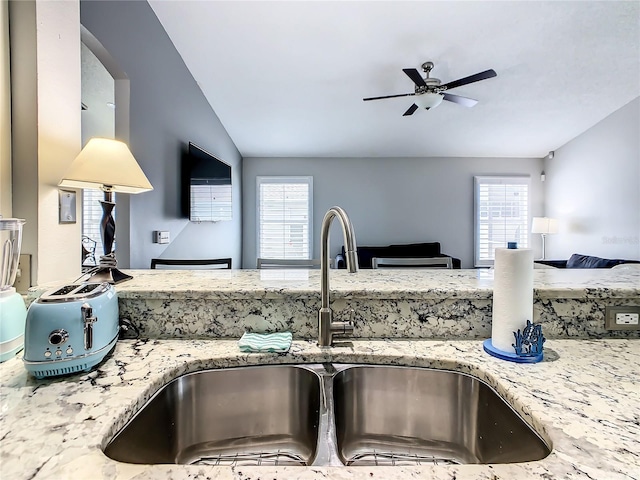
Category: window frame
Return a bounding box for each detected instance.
[256,176,313,261]
[474,175,531,267]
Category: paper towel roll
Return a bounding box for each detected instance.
[491,247,533,352]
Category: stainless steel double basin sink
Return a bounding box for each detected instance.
[104,364,551,467]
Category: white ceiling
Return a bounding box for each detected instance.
[149,1,640,159]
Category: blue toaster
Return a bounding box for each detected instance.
[23,282,119,379]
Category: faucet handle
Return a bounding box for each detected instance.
[330,308,356,338]
[330,321,354,337]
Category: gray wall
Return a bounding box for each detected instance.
[80,0,242,269]
[243,157,545,268]
[81,42,115,142]
[545,97,640,260]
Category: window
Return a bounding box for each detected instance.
[474,176,530,267]
[82,189,111,265]
[257,176,313,260]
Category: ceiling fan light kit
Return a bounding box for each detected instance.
[363,61,497,116]
[413,92,444,110]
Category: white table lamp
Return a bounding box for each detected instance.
[59,138,153,283]
[531,217,558,260]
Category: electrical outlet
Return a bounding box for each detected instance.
[616,313,639,325]
[605,306,640,330]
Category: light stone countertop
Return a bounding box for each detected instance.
[1,338,639,479]
[27,269,639,342]
[30,268,640,300]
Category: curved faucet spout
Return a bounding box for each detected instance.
[319,206,358,346]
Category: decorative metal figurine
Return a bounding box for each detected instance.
[513,320,545,357]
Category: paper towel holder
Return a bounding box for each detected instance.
[483,320,545,363]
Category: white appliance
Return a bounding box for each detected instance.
[0,218,27,362]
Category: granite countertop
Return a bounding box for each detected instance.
[27,269,639,342]
[30,268,640,300]
[1,338,639,479]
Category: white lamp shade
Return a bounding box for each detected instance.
[413,92,444,109]
[59,138,153,194]
[531,217,558,234]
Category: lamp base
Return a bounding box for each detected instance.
[81,266,132,285]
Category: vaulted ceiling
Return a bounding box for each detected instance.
[149,1,640,158]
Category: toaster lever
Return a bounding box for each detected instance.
[81,303,98,350]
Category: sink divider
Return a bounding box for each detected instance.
[307,363,344,466]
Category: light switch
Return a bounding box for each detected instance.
[155,231,170,244]
[58,189,76,224]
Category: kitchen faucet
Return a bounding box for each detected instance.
[318,206,358,346]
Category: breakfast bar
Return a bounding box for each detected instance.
[78,268,639,341]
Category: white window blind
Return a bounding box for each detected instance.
[474,176,530,267]
[257,176,313,260]
[82,189,113,266]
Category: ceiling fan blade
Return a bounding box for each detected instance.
[442,93,478,108]
[441,69,497,90]
[403,104,419,116]
[403,68,426,87]
[363,93,415,102]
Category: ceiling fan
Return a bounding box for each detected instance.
[363,61,497,116]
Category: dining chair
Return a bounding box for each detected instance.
[371,256,453,269]
[150,258,232,269]
[256,258,330,269]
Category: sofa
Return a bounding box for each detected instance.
[535,253,640,269]
[335,241,461,269]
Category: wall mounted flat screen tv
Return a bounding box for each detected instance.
[184,142,232,222]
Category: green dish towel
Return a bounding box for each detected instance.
[238,332,293,353]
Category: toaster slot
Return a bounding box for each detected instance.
[39,282,111,303]
[76,284,101,295]
[51,285,80,296]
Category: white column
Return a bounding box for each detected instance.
[10,0,82,285]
